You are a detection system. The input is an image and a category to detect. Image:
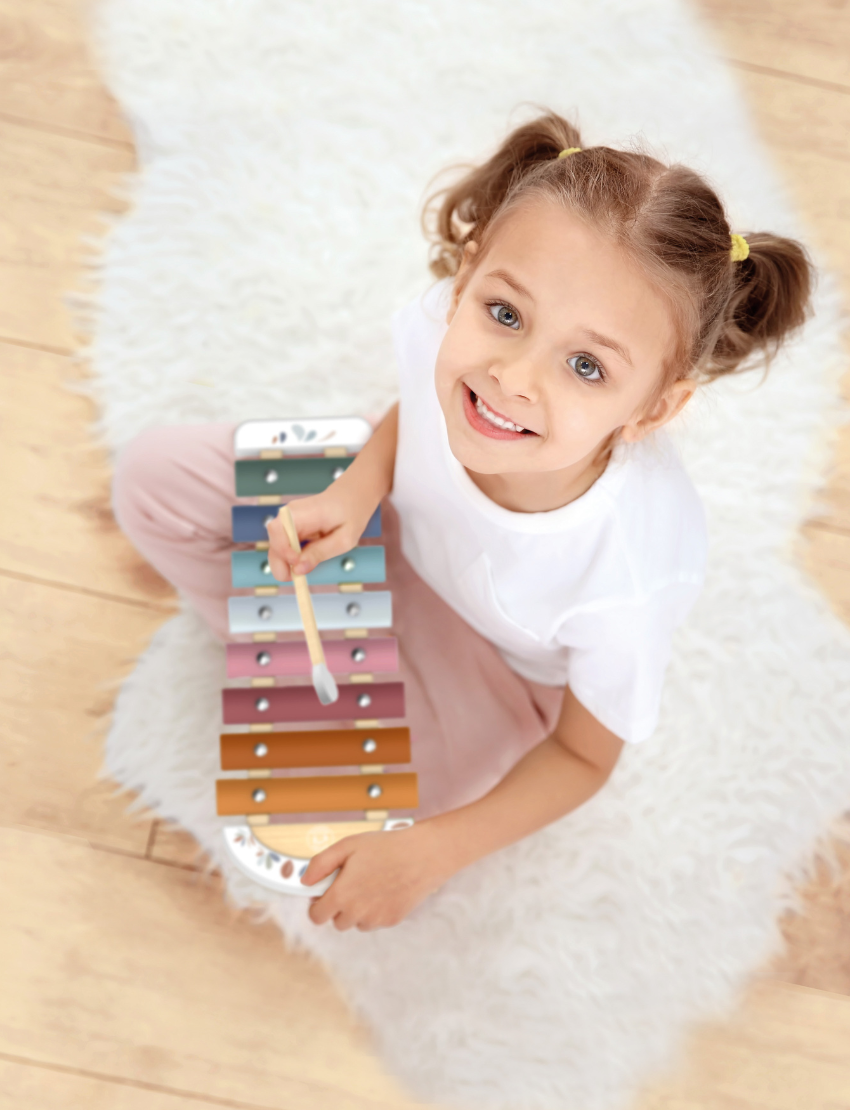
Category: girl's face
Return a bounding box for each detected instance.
[435,200,692,480]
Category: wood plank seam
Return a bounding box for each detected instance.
[0,567,177,612]
[0,334,75,356]
[805,519,850,540]
[0,1049,338,1110]
[146,842,204,873]
[0,109,135,152]
[85,839,204,874]
[144,819,158,859]
[725,57,850,98]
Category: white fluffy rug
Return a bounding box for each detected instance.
[91,2,850,1108]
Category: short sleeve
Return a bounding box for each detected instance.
[559,580,702,744]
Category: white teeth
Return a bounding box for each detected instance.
[475,395,525,433]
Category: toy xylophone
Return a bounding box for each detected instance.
[218,417,418,896]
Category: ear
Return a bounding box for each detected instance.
[446,241,479,324]
[620,377,696,443]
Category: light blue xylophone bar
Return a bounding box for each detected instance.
[231,546,386,589]
[228,591,393,634]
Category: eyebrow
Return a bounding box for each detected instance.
[486,269,535,303]
[487,269,633,367]
[581,328,633,367]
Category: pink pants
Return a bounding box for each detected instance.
[113,423,563,817]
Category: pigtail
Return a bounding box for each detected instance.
[425,113,583,278]
[705,233,814,380]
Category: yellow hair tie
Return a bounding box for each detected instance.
[730,233,749,262]
[557,147,582,159]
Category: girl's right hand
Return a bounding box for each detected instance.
[265,403,399,582]
[265,483,377,582]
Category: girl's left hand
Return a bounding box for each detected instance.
[302,823,452,931]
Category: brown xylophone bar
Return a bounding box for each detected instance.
[220,726,411,770]
[216,772,419,816]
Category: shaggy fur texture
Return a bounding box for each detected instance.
[92,1,850,1107]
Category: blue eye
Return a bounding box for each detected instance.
[488,303,520,330]
[568,353,604,382]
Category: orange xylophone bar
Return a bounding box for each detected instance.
[216,772,419,816]
[220,726,411,770]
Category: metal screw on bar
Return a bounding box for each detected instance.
[258,605,273,620]
[253,742,269,757]
[341,556,356,572]
[351,647,366,663]
[252,788,267,803]
[357,692,372,709]
[346,601,361,617]
[256,651,271,666]
[264,469,278,484]
[261,560,272,575]
[255,697,270,712]
[367,784,383,799]
[362,737,377,754]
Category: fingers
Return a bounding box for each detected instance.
[287,499,357,573]
[266,522,352,578]
[288,532,350,575]
[308,897,382,932]
[286,496,343,543]
[308,886,349,926]
[308,893,358,931]
[302,839,351,886]
[308,893,335,926]
[265,496,355,578]
[264,515,297,581]
[332,911,358,931]
[305,840,361,927]
[264,509,319,579]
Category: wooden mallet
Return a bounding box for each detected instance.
[278,505,339,706]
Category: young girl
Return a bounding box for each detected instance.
[114,112,812,934]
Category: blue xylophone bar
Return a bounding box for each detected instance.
[232,546,386,589]
[232,504,381,544]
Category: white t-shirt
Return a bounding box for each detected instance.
[389,281,708,744]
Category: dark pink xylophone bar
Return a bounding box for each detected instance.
[226,638,399,679]
[222,682,405,725]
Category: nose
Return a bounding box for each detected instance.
[489,351,539,404]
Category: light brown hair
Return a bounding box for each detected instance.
[425,111,814,387]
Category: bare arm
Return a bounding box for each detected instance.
[426,685,623,873]
[266,403,398,579]
[305,686,624,929]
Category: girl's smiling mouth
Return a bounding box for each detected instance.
[463,387,538,440]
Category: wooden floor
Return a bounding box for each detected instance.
[2,1,850,1107]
